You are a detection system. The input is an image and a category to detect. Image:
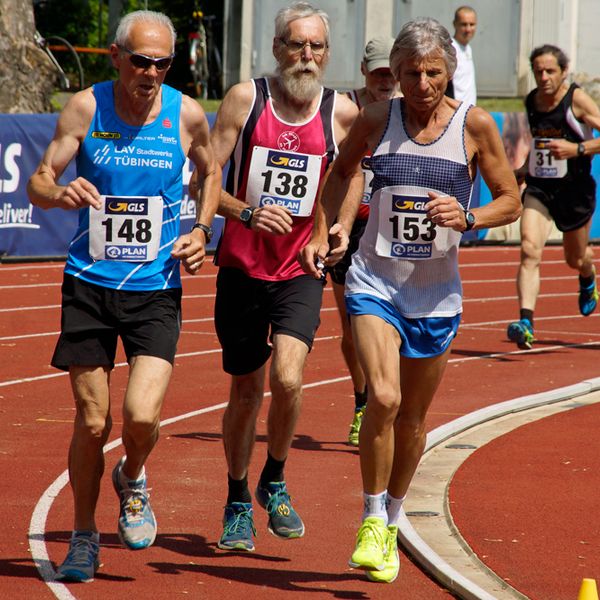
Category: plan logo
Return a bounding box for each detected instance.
[106,245,147,260]
[391,243,431,258]
[260,195,300,213]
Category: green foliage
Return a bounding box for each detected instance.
[34,0,223,93]
[478,97,525,113]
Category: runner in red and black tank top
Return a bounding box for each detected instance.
[216,77,337,281]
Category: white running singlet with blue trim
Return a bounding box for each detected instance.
[346,99,474,319]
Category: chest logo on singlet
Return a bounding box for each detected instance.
[92,131,121,140]
[277,131,301,151]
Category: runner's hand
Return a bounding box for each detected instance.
[250,205,293,235]
[59,177,101,210]
[426,191,465,231]
[171,230,207,275]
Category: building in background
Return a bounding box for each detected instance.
[221,0,600,98]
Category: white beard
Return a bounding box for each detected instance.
[277,62,323,103]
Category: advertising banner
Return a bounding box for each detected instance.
[2,111,599,259]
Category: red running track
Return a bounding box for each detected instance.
[1,245,599,599]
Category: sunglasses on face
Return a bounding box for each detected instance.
[119,46,174,71]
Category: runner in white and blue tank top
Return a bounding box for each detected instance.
[346,98,472,322]
[301,17,521,584]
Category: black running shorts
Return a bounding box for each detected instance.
[523,175,596,232]
[51,274,182,371]
[214,267,325,376]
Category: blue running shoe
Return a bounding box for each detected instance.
[507,319,534,350]
[579,277,599,316]
[255,481,305,539]
[218,502,256,551]
[55,530,100,583]
[112,456,157,550]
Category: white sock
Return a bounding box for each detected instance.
[362,491,388,524]
[386,493,406,526]
[119,459,145,485]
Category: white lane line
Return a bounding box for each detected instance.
[396,376,600,600]
[0,331,59,342]
[4,335,600,390]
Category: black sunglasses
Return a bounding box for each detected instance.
[119,46,174,71]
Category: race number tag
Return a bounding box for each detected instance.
[89,195,163,262]
[375,186,460,260]
[246,146,322,216]
[361,156,374,206]
[528,137,567,178]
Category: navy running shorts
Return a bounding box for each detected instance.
[51,273,182,371]
[214,267,325,376]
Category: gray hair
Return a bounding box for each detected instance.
[274,2,330,45]
[390,17,457,79]
[114,10,176,52]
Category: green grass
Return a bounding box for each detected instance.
[477,97,524,113]
[51,94,522,115]
[198,99,222,113]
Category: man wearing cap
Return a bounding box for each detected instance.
[330,36,400,447]
[447,6,477,105]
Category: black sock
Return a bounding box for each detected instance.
[354,387,367,410]
[227,474,251,504]
[580,273,595,288]
[259,452,286,486]
[520,309,534,327]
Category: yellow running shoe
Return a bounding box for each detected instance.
[348,516,387,571]
[366,524,400,583]
[348,406,365,446]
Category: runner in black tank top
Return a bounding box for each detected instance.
[508,44,600,350]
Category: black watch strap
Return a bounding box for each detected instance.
[190,222,213,243]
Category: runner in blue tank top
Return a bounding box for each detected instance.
[302,17,521,584]
[27,10,221,583]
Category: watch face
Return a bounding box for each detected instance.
[240,207,253,224]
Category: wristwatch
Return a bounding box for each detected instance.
[464,210,476,232]
[239,206,256,229]
[577,142,586,156]
[190,222,213,243]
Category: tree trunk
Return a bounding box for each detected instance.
[0,0,57,113]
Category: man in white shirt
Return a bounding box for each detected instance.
[448,5,477,105]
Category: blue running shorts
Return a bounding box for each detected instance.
[345,293,461,358]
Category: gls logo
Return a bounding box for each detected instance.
[267,151,307,172]
[393,195,427,212]
[0,143,22,194]
[106,197,148,215]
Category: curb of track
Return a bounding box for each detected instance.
[396,376,600,600]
